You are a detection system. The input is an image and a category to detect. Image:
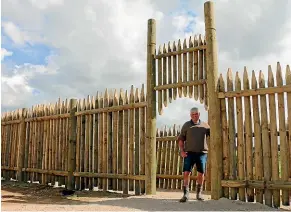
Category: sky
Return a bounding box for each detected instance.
[1,0,291,130]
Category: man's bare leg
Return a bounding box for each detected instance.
[196,172,205,200]
[180,171,191,202]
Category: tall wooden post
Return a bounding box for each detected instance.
[204,1,223,200]
[146,18,157,195]
[16,108,27,181]
[67,98,77,190]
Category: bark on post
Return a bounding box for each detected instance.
[16,108,27,181]
[204,1,223,200]
[146,18,157,195]
[67,98,77,190]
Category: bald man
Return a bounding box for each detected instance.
[178,107,210,202]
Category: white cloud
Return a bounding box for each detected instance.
[2,21,30,46]
[1,60,58,109]
[1,0,291,129]
[1,48,13,60]
[172,14,194,31]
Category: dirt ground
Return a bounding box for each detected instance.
[1,180,290,211]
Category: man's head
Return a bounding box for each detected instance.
[190,107,200,123]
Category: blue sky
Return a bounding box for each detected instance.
[1,26,54,66]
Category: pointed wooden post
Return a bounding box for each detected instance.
[16,108,27,182]
[204,1,223,200]
[67,98,77,190]
[146,18,157,195]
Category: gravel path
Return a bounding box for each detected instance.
[1,180,290,211]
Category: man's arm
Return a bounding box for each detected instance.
[178,139,185,152]
[177,123,187,152]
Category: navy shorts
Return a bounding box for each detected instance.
[183,152,207,174]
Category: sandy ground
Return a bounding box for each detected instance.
[1,180,290,211]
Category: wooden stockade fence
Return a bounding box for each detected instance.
[217,62,291,207]
[1,1,290,209]
[1,85,147,195]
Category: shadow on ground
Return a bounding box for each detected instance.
[1,180,132,205]
[1,180,287,211]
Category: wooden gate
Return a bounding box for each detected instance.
[145,1,222,199]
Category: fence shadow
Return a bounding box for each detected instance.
[1,180,132,205]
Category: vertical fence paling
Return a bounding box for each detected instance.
[276,63,289,206]
[93,94,98,189]
[16,108,26,182]
[59,101,65,186]
[140,85,146,194]
[167,128,173,189]
[251,71,264,204]
[171,126,178,189]
[134,88,141,195]
[194,36,198,100]
[235,72,246,202]
[218,74,229,198]
[67,99,77,190]
[157,46,162,115]
[168,42,173,104]
[199,35,205,104]
[28,107,32,182]
[117,90,123,191]
[163,44,169,106]
[98,94,104,190]
[122,90,129,194]
[108,92,113,191]
[268,66,280,208]
[129,86,134,191]
[89,96,94,190]
[226,68,238,200]
[55,101,60,185]
[75,100,81,190]
[259,70,272,207]
[112,91,118,191]
[243,68,255,203]
[156,129,161,187]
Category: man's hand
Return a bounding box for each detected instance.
[180,151,187,158]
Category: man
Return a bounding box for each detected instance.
[178,107,210,202]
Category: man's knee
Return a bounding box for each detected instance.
[197,171,204,176]
[183,171,191,176]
